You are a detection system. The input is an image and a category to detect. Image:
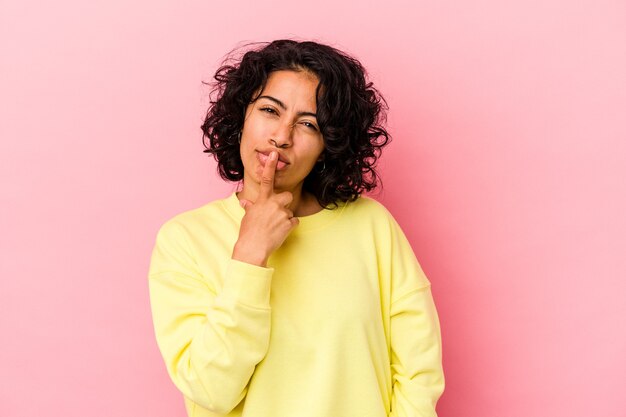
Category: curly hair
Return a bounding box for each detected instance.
[201,39,390,208]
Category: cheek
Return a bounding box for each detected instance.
[240,114,263,142]
[311,142,325,163]
[300,149,324,173]
[240,127,259,155]
[238,139,256,174]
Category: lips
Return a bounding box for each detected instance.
[256,151,289,170]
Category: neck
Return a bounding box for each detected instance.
[238,181,319,217]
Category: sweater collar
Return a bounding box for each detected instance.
[220,191,348,233]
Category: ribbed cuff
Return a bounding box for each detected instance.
[221,259,274,308]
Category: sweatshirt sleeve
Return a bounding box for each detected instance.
[386,216,445,417]
[147,220,273,414]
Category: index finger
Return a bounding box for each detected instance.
[259,150,278,199]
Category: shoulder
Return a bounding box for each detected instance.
[343,194,388,213]
[154,193,234,239]
[343,195,395,223]
[335,195,403,238]
[344,195,415,243]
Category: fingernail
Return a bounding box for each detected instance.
[270,151,277,160]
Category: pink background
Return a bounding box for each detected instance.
[1,0,625,416]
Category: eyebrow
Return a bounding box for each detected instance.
[257,95,318,119]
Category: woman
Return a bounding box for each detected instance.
[148,39,444,417]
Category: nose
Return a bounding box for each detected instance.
[269,122,293,148]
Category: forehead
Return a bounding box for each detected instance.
[261,70,320,101]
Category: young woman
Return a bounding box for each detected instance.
[148,39,444,417]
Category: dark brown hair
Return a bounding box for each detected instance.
[201,39,390,208]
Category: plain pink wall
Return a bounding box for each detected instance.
[1,0,624,416]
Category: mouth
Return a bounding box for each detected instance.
[256,151,289,170]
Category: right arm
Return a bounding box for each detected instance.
[148,151,296,413]
[148,221,274,414]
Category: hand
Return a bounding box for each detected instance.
[232,151,299,267]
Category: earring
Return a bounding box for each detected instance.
[316,160,326,173]
[237,131,241,144]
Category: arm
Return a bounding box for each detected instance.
[386,216,445,417]
[148,220,273,414]
[390,285,445,417]
[148,153,296,413]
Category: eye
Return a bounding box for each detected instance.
[260,107,277,115]
[301,121,318,131]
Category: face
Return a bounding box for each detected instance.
[239,70,325,196]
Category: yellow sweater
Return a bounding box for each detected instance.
[148,192,444,417]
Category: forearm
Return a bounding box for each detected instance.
[389,286,445,417]
[149,259,273,414]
